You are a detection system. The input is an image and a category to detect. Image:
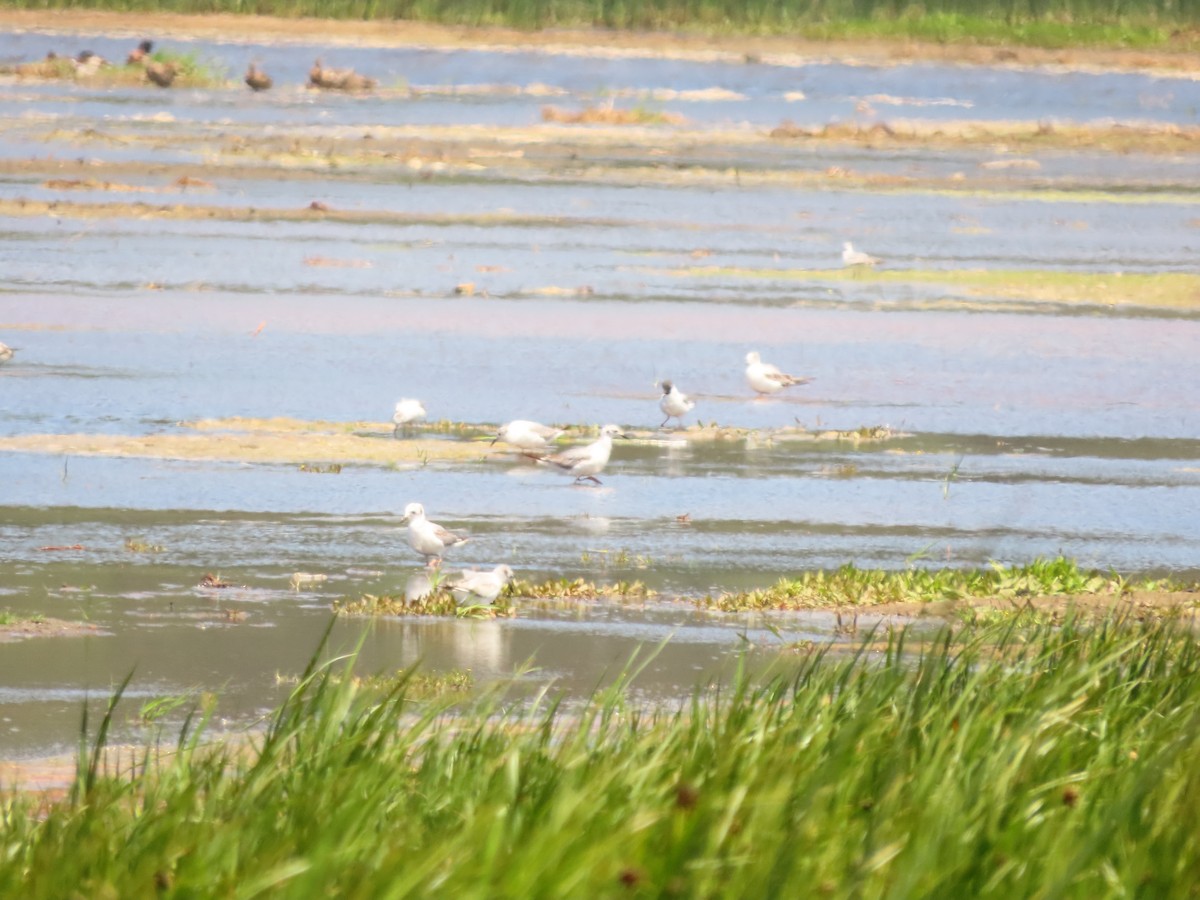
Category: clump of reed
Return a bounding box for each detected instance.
[4,616,1200,895]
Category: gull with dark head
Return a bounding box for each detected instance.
[658,380,695,429]
[392,398,426,436]
[449,564,515,605]
[401,502,469,561]
[842,242,882,268]
[529,424,628,486]
[745,351,810,396]
[491,420,564,452]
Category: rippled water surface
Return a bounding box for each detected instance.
[1,26,1198,757]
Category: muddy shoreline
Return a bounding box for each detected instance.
[3,9,1200,75]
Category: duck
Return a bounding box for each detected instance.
[126,40,153,65]
[244,63,272,92]
[338,71,377,92]
[144,59,178,88]
[309,59,347,89]
[74,51,108,78]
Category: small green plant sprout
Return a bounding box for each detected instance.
[943,455,964,500]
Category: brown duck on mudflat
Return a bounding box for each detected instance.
[338,71,377,92]
[309,58,375,91]
[144,59,178,88]
[245,63,272,92]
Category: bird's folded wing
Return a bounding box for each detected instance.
[541,446,589,468]
[433,525,466,543]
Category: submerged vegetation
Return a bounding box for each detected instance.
[5,618,1200,894]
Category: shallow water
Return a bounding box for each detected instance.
[1,27,1199,759]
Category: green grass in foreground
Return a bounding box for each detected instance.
[3,1,1200,49]
[4,617,1200,895]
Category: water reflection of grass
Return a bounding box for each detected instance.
[7,617,1200,895]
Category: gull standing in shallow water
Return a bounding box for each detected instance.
[529,424,628,485]
[392,398,426,436]
[0,343,13,364]
[658,380,695,429]
[842,241,882,268]
[745,351,810,396]
[491,420,564,452]
[449,564,515,605]
[401,502,469,561]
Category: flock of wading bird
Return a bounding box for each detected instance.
[7,38,376,92]
[3,40,889,602]
[390,350,813,605]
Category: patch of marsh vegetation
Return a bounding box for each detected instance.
[7,617,1200,895]
[704,557,1190,611]
[674,265,1200,311]
[334,590,515,618]
[0,610,45,627]
[513,577,655,601]
[335,577,654,617]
